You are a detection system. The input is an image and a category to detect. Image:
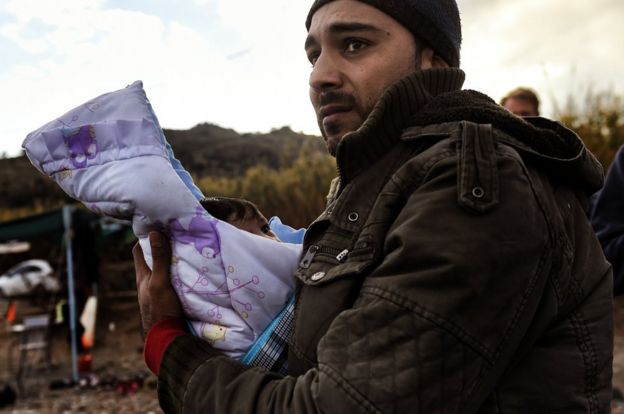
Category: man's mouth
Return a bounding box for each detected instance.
[320,104,352,122]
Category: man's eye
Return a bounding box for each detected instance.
[308,53,320,67]
[261,224,271,234]
[345,39,367,53]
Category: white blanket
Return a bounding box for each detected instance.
[22,81,302,358]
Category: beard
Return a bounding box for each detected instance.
[315,90,366,156]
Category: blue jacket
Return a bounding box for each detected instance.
[592,145,624,295]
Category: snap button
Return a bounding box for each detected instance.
[311,272,325,281]
[471,186,485,199]
[348,212,359,222]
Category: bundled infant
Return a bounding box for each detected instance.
[22,82,304,366]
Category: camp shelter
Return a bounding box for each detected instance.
[0,206,132,382]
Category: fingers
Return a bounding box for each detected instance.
[149,231,172,288]
[132,241,149,287]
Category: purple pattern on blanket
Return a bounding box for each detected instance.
[168,207,221,258]
[62,125,98,168]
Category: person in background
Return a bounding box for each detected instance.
[501,86,541,116]
[592,145,624,295]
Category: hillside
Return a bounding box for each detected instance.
[165,124,325,177]
[0,123,326,212]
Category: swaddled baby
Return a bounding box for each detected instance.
[22,81,303,364]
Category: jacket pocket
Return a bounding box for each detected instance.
[295,236,376,286]
[290,236,377,373]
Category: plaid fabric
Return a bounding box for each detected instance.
[242,296,294,375]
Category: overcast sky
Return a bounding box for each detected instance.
[1,0,623,156]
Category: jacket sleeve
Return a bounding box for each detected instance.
[592,146,624,295]
[156,151,551,413]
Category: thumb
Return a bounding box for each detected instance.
[149,231,172,286]
[132,241,149,288]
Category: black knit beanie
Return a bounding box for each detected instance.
[305,0,462,68]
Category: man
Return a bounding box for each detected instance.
[501,87,541,116]
[135,1,613,412]
[592,145,624,295]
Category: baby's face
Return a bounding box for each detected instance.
[228,212,279,241]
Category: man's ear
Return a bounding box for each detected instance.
[432,54,450,68]
[419,47,450,70]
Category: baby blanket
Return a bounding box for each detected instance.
[23,81,302,358]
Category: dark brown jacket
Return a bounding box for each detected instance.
[157,69,613,413]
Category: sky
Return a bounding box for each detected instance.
[0,0,623,157]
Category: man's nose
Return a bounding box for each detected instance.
[309,53,343,92]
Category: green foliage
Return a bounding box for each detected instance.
[557,89,624,171]
[198,145,336,228]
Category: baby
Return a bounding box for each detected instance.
[22,81,303,365]
[199,197,278,241]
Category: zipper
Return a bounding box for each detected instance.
[299,245,319,269]
[299,245,350,268]
[317,245,344,257]
[335,249,349,262]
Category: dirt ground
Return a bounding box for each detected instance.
[0,296,161,413]
[0,296,623,413]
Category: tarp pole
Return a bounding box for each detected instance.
[63,205,79,382]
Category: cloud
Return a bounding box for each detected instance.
[212,0,316,130]
[458,0,624,114]
[1,0,623,156]
[0,0,318,156]
[0,1,175,154]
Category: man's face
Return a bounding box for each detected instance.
[305,0,418,155]
[503,98,538,117]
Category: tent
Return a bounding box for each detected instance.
[0,206,129,382]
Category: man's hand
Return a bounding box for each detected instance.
[133,231,183,337]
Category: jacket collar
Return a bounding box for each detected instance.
[410,89,604,195]
[335,67,465,184]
